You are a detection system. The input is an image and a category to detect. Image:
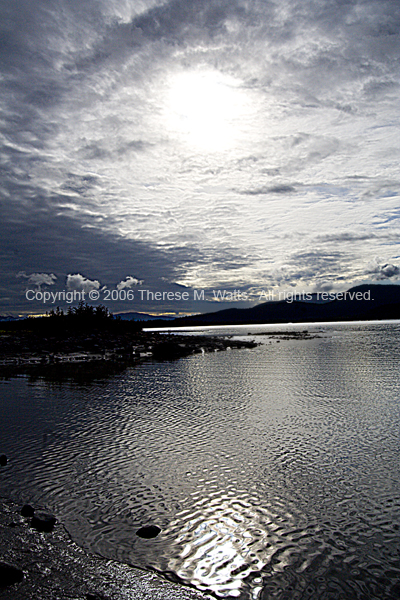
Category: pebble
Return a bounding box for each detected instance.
[136,525,161,539]
[31,512,57,533]
[21,505,35,518]
[0,561,24,587]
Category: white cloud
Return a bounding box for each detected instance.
[66,273,101,292]
[17,272,57,289]
[117,276,144,290]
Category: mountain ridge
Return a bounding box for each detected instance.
[169,284,400,326]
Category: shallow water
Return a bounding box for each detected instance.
[1,322,400,599]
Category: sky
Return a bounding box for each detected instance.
[1,0,400,316]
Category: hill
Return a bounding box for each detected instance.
[170,284,400,326]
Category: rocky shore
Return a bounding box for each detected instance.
[0,497,212,600]
[0,328,257,381]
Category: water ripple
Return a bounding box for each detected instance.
[1,323,400,598]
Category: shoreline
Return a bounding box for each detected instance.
[0,331,257,381]
[0,496,213,600]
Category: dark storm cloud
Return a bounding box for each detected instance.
[132,0,248,41]
[0,207,194,313]
[68,0,254,74]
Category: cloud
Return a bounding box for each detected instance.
[263,249,357,290]
[122,0,249,45]
[315,231,400,244]
[16,272,57,289]
[117,276,144,290]
[315,232,377,243]
[366,260,400,280]
[240,184,296,196]
[66,274,101,293]
[0,202,201,312]
[1,0,400,313]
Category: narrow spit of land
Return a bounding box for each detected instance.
[0,314,257,380]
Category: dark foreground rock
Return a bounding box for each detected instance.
[31,512,56,532]
[0,561,24,587]
[136,524,161,539]
[20,504,34,518]
[0,456,7,467]
[0,498,212,600]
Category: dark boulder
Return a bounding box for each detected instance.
[151,342,190,360]
[31,512,56,532]
[0,561,24,587]
[136,525,161,539]
[21,504,35,518]
[0,455,7,466]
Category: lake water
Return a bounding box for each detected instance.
[1,321,400,599]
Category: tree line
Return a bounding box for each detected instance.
[46,301,114,321]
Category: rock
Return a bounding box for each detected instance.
[0,455,7,466]
[31,512,56,532]
[136,525,161,539]
[21,504,35,518]
[0,561,24,587]
[151,342,189,360]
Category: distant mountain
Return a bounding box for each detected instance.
[0,315,24,321]
[170,284,400,326]
[115,312,176,321]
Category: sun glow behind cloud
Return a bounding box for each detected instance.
[1,0,400,314]
[164,69,251,152]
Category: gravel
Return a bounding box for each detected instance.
[0,497,212,600]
